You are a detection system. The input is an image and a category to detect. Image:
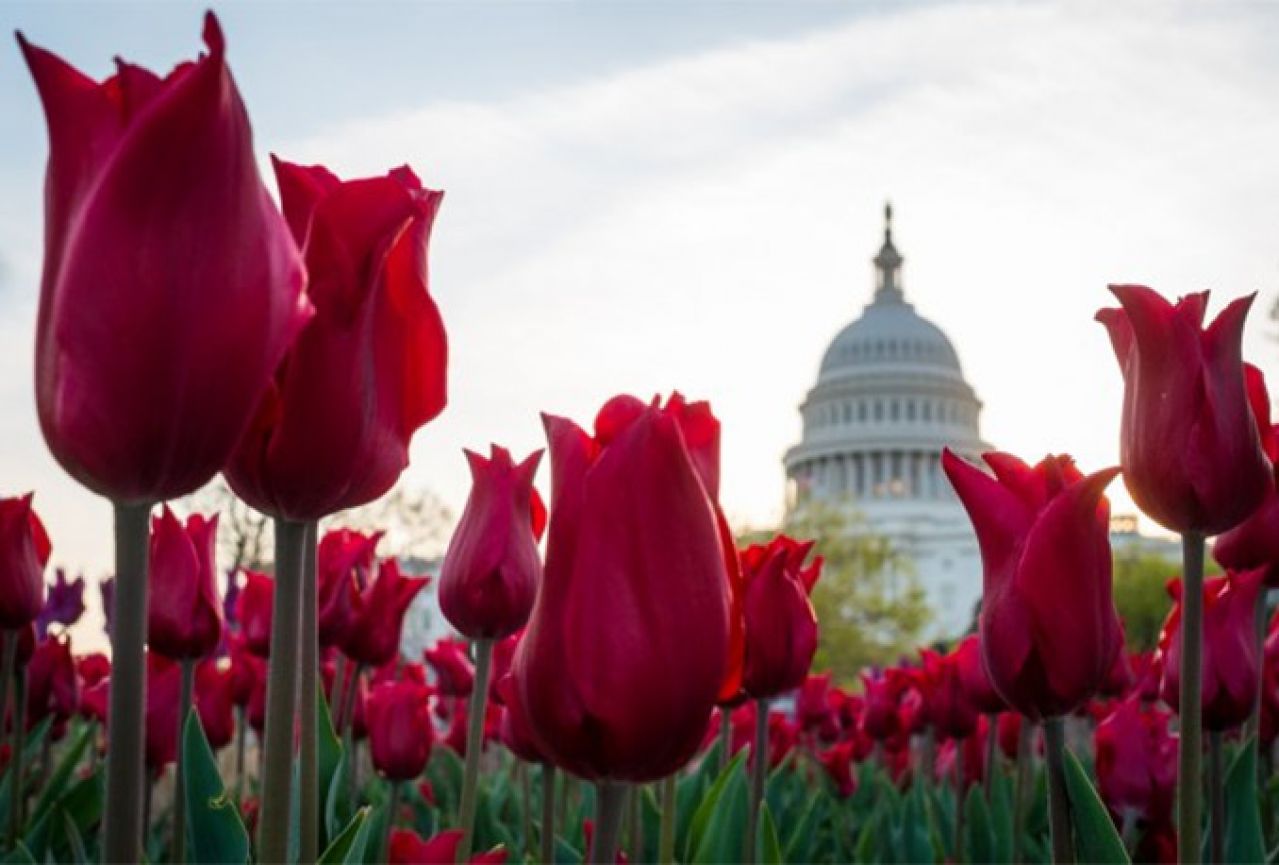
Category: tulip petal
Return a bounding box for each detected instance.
[942,449,1032,585]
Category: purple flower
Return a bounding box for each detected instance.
[36,568,86,638]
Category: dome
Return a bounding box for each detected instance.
[819,300,962,380]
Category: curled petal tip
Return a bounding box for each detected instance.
[202,11,225,56]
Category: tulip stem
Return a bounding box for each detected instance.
[628,785,643,862]
[1209,730,1225,864]
[590,781,628,865]
[7,665,26,849]
[1043,717,1075,864]
[518,760,532,860]
[1246,589,1270,745]
[540,764,556,864]
[102,500,152,865]
[743,698,770,864]
[172,659,195,865]
[658,773,676,864]
[257,517,308,865]
[1012,721,1033,862]
[234,706,247,806]
[456,638,493,864]
[299,520,320,865]
[380,781,401,864]
[1180,530,1205,865]
[717,707,731,774]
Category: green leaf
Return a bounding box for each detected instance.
[1225,736,1266,865]
[28,723,92,829]
[897,784,934,864]
[989,768,1015,864]
[326,751,354,842]
[59,809,88,865]
[316,685,344,850]
[1061,747,1129,864]
[318,806,374,865]
[686,751,749,864]
[756,801,783,865]
[0,841,35,864]
[183,710,251,865]
[963,786,995,865]
[0,716,54,823]
[781,793,822,864]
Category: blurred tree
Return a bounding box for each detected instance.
[739,501,930,685]
[1111,549,1181,651]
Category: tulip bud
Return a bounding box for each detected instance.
[317,529,381,649]
[19,14,311,504]
[511,394,731,782]
[341,560,428,667]
[1158,567,1265,731]
[235,570,274,658]
[366,680,434,781]
[147,506,222,660]
[859,669,902,741]
[739,535,821,700]
[0,494,50,629]
[1097,286,1272,534]
[439,446,544,640]
[226,160,447,520]
[944,449,1122,719]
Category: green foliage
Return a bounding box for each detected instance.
[1226,737,1266,864]
[1062,748,1130,864]
[758,501,932,680]
[182,710,251,865]
[1111,549,1180,650]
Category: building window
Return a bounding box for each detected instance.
[922,401,931,422]
[858,401,867,421]
[843,402,851,423]
[874,401,883,421]
[906,400,916,421]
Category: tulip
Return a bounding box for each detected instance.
[26,634,78,734]
[78,653,111,689]
[342,560,428,668]
[424,638,476,698]
[235,570,274,658]
[917,648,979,740]
[194,661,236,751]
[817,741,858,797]
[943,450,1121,719]
[389,829,508,865]
[147,507,222,661]
[1097,287,1271,536]
[35,568,84,638]
[955,634,1007,716]
[1094,697,1177,828]
[439,446,545,641]
[944,448,1121,864]
[367,680,434,861]
[317,529,380,649]
[488,631,522,705]
[0,494,50,630]
[860,669,902,741]
[796,672,840,742]
[144,654,183,772]
[512,394,731,863]
[739,535,821,700]
[1158,568,1265,732]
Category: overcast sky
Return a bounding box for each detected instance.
[2,1,1278,586]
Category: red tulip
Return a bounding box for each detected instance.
[317,529,381,649]
[147,506,222,660]
[19,14,310,504]
[496,676,545,764]
[366,680,434,780]
[935,715,989,790]
[226,634,262,707]
[1097,286,1271,534]
[796,673,840,741]
[1214,366,1279,584]
[77,652,110,689]
[195,660,237,750]
[1130,651,1162,703]
[1098,642,1135,699]
[439,446,544,640]
[1094,696,1177,826]
[225,159,446,520]
[943,449,1122,719]
[342,560,428,667]
[996,712,1024,760]
[424,638,475,697]
[1159,567,1265,731]
[817,741,858,797]
[511,394,731,781]
[27,634,78,731]
[955,635,1007,715]
[917,648,979,740]
[488,631,522,705]
[145,654,183,770]
[235,570,274,658]
[0,494,50,629]
[738,535,821,700]
[859,669,902,741]
[389,828,508,864]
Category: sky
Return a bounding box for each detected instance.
[2,0,1279,587]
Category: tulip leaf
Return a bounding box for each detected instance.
[686,751,748,864]
[0,716,54,824]
[0,841,35,864]
[781,792,823,864]
[59,809,88,865]
[318,806,374,865]
[964,786,996,865]
[1225,736,1266,865]
[28,722,92,830]
[898,783,936,864]
[756,801,783,865]
[183,710,251,865]
[317,683,344,849]
[326,750,355,841]
[989,767,1015,863]
[1061,747,1129,864]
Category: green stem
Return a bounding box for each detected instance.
[172,659,195,865]
[628,785,643,862]
[541,764,556,865]
[1012,720,1033,863]
[589,782,628,865]
[717,707,731,774]
[234,707,247,806]
[102,501,152,864]
[7,665,26,848]
[257,518,308,864]
[1180,531,1205,865]
[299,520,319,864]
[658,773,677,864]
[456,638,494,864]
[518,761,532,861]
[380,780,402,864]
[1044,717,1076,864]
[1247,589,1270,745]
[743,698,769,864]
[1209,730,1224,864]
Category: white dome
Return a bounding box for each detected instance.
[819,299,963,382]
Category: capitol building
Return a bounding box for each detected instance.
[784,206,988,637]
